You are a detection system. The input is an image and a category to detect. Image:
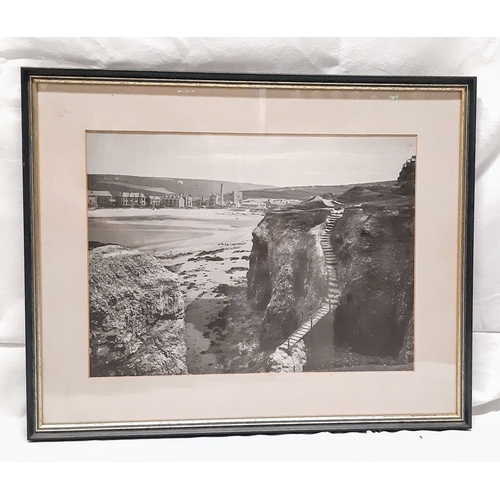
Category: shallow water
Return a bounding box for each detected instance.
[88,211,262,253]
[88,218,214,249]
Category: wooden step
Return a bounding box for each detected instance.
[272,208,345,353]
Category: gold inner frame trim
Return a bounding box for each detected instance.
[31,74,468,93]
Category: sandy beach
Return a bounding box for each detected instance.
[89,207,264,374]
[89,207,263,253]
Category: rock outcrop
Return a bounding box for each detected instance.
[266,341,307,372]
[89,245,187,376]
[247,207,330,350]
[397,155,416,195]
[331,204,414,359]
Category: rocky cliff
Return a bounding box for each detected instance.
[331,203,414,359]
[247,206,330,350]
[89,245,187,376]
[247,170,414,366]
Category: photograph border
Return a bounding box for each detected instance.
[21,68,476,441]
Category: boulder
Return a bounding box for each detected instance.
[266,342,307,372]
[89,245,187,376]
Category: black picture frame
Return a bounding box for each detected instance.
[22,67,475,441]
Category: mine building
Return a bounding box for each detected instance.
[209,183,226,207]
[209,193,221,207]
[233,191,243,207]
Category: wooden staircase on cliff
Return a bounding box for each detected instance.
[277,206,344,352]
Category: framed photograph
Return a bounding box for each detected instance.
[22,68,475,441]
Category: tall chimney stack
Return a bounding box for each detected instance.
[220,183,223,205]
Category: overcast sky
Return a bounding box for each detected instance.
[87,133,416,187]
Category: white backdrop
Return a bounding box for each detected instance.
[1,37,499,461]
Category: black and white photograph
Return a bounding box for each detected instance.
[20,66,474,441]
[87,133,416,377]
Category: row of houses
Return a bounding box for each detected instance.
[88,191,193,209]
[88,188,244,210]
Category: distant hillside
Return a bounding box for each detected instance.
[87,174,276,198]
[242,180,397,201]
[88,174,403,203]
